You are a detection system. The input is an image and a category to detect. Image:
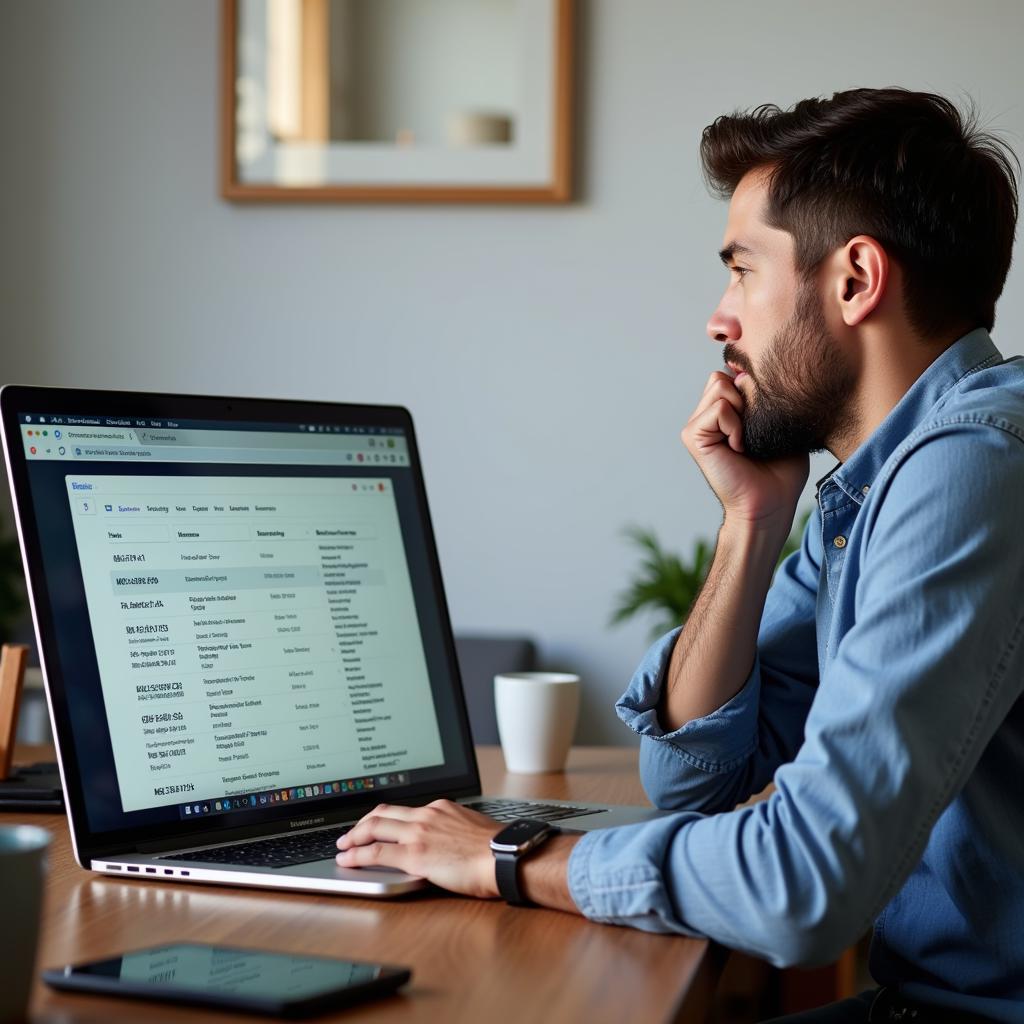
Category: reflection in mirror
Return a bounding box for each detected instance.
[225,0,572,201]
[262,0,519,149]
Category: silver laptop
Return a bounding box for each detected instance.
[1,385,665,897]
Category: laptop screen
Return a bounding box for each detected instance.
[3,391,477,845]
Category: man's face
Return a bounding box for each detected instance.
[706,171,856,459]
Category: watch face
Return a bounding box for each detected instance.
[490,818,552,854]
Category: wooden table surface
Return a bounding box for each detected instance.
[4,745,722,1024]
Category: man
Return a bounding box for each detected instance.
[336,89,1024,1022]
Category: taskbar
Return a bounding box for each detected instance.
[177,770,411,820]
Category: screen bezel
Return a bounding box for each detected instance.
[1,384,481,862]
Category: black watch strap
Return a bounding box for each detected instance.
[494,850,530,906]
[491,819,556,906]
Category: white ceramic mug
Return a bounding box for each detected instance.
[494,672,580,773]
[0,825,51,1024]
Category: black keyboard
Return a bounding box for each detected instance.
[465,800,606,824]
[164,825,349,869]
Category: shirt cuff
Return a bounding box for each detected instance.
[615,628,761,771]
[566,821,704,936]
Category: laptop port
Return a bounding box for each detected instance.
[106,864,122,871]
[180,870,190,876]
[164,869,173,875]
[127,866,139,872]
[145,867,156,874]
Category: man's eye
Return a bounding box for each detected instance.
[731,266,750,279]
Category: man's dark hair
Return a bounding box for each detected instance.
[700,87,1019,338]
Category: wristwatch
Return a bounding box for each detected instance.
[490,818,557,907]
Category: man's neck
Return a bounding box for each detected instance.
[826,327,969,462]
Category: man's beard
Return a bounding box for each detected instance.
[723,285,856,460]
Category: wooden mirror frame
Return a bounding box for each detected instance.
[220,0,574,203]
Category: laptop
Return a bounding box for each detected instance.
[1,385,667,897]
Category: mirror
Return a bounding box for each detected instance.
[221,0,573,202]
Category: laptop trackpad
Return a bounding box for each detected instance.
[289,859,425,886]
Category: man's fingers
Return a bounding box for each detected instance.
[336,800,494,852]
[702,369,734,395]
[693,373,744,420]
[335,803,428,850]
[701,370,741,399]
[702,400,744,453]
[687,398,744,453]
[337,812,410,850]
[363,802,423,822]
[335,841,417,873]
[423,798,496,823]
[331,799,503,898]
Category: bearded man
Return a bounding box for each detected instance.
[336,88,1024,1023]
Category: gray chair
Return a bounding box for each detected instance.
[453,634,537,745]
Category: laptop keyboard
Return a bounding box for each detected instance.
[163,825,350,869]
[162,800,605,870]
[465,800,606,824]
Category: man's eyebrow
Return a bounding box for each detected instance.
[718,241,759,266]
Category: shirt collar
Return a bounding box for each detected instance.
[822,328,1003,508]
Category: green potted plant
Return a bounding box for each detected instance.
[611,510,811,640]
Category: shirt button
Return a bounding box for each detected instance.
[861,485,870,495]
[833,535,847,549]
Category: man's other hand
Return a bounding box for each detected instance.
[682,370,808,527]
[336,800,501,898]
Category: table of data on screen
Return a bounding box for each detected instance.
[66,475,443,813]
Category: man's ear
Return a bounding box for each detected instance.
[834,235,889,327]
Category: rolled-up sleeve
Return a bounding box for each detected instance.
[616,508,823,813]
[572,424,1024,967]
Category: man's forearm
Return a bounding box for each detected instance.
[519,833,583,913]
[660,519,788,732]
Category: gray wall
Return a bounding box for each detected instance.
[2,1,1022,744]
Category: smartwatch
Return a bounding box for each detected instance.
[490,818,557,907]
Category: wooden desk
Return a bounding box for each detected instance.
[4,745,722,1024]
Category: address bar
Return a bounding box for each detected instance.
[70,444,376,465]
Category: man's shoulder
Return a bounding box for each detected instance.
[870,359,1024,516]
[924,354,1024,442]
[880,356,1024,473]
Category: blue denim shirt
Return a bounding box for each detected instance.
[567,329,1024,1021]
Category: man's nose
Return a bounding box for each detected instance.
[706,307,740,344]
